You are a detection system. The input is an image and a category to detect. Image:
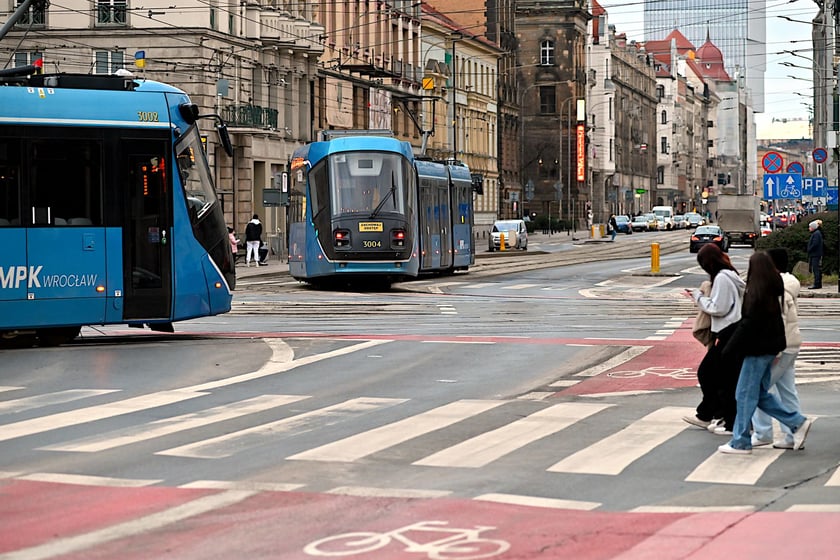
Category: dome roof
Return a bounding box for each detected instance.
[696,33,731,80]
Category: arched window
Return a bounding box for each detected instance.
[540,40,555,66]
[661,110,667,124]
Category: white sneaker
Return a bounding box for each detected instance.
[793,417,813,451]
[707,418,724,432]
[772,441,796,450]
[751,435,772,447]
[682,415,710,429]
[718,443,751,455]
[713,425,733,436]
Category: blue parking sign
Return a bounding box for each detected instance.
[814,177,827,197]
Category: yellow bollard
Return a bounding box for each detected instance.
[500,232,506,251]
[651,242,660,274]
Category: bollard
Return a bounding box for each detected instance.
[500,232,506,251]
[651,242,660,274]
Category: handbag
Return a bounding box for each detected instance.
[692,280,713,347]
[692,309,713,347]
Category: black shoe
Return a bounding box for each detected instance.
[808,286,821,290]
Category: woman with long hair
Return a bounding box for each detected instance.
[684,244,745,434]
[718,251,812,454]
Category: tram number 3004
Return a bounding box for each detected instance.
[363,240,382,248]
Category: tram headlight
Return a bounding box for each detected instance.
[334,229,351,248]
[391,229,406,249]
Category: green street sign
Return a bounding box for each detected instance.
[635,188,647,194]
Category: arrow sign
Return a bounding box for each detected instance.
[763,173,802,199]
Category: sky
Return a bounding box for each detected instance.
[598,0,819,140]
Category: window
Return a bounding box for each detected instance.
[656,85,664,101]
[661,110,667,124]
[707,140,714,148]
[539,86,556,114]
[94,50,124,74]
[539,40,555,66]
[657,166,665,185]
[707,120,714,128]
[15,0,45,26]
[97,0,127,24]
[14,51,42,67]
[661,137,668,154]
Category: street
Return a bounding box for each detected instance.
[2,231,840,559]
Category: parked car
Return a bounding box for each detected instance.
[673,215,688,229]
[643,213,659,231]
[685,212,705,228]
[772,211,797,228]
[631,215,650,232]
[760,219,772,237]
[689,225,729,253]
[613,215,633,234]
[488,219,528,251]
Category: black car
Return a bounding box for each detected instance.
[689,225,729,253]
[613,215,633,234]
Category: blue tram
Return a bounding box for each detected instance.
[0,69,235,346]
[287,132,474,284]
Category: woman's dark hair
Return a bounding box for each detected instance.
[743,251,783,316]
[696,243,737,281]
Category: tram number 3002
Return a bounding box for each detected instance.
[137,111,160,122]
[363,240,382,248]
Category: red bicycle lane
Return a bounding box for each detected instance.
[559,318,706,397]
[3,478,840,559]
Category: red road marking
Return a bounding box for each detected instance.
[3,482,840,559]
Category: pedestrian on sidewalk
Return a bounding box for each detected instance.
[245,214,263,267]
[717,251,812,454]
[608,214,618,241]
[228,227,239,264]
[807,219,824,289]
[751,248,802,449]
[683,244,745,434]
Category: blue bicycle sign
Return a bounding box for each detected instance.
[763,173,802,200]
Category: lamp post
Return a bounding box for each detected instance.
[560,95,585,231]
[449,32,463,162]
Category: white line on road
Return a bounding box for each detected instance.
[566,346,652,380]
[0,390,119,414]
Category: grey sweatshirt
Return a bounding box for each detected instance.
[692,269,746,334]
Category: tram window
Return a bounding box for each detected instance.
[28,138,103,226]
[176,126,217,225]
[0,140,21,227]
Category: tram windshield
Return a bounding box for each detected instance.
[329,152,409,217]
[176,125,218,223]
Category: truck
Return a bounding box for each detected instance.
[716,194,761,247]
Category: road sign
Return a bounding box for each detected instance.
[635,188,647,194]
[763,173,802,199]
[813,147,828,164]
[787,161,804,175]
[802,177,828,198]
[762,151,784,173]
[829,186,838,207]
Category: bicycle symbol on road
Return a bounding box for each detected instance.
[304,520,510,559]
[607,366,696,380]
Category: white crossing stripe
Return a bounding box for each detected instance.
[501,283,540,290]
[0,390,207,443]
[685,448,785,485]
[0,386,23,394]
[327,486,452,498]
[823,466,840,486]
[547,406,694,475]
[288,400,505,463]
[18,472,160,487]
[158,397,406,459]
[0,389,119,414]
[414,402,612,468]
[41,394,307,453]
[475,493,601,511]
[179,480,304,492]
[568,346,652,379]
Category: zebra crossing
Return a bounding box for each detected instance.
[2,382,840,509]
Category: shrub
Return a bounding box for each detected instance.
[756,211,836,274]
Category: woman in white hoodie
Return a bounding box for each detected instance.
[683,244,746,435]
[751,248,803,449]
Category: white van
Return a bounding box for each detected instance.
[651,206,675,230]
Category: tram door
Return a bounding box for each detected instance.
[122,141,172,320]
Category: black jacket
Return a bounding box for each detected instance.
[245,220,262,242]
[722,306,786,359]
[808,228,824,258]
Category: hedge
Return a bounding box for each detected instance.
[755,211,837,275]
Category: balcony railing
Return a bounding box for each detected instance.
[222,104,279,130]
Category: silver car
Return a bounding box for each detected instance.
[488,219,528,251]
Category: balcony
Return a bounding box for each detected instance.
[222,104,278,130]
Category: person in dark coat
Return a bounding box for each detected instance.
[244,214,263,267]
[807,220,824,289]
[718,251,812,454]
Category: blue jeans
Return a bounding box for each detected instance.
[752,351,800,445]
[729,354,806,450]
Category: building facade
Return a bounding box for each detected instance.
[643,0,766,113]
